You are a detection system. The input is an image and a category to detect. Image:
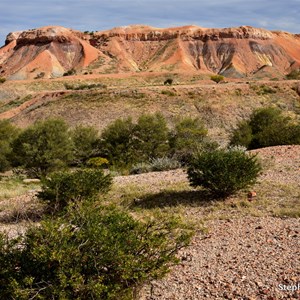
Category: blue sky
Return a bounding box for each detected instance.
[1,0,300,45]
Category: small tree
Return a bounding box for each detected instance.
[0,120,20,172]
[10,118,73,177]
[71,125,99,166]
[99,117,136,168]
[187,148,262,198]
[133,113,170,161]
[210,74,224,84]
[169,117,208,162]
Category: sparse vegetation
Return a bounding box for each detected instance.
[161,90,176,96]
[210,74,224,84]
[0,77,6,84]
[64,83,107,90]
[187,148,262,198]
[286,69,300,80]
[63,69,76,76]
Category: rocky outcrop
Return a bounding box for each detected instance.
[1,25,300,79]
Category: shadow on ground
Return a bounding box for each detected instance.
[130,189,218,209]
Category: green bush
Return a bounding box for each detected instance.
[99,114,170,168]
[86,157,109,168]
[10,118,73,177]
[0,120,20,172]
[187,148,262,198]
[133,113,170,161]
[0,77,6,84]
[63,69,76,76]
[99,117,136,168]
[169,117,208,163]
[210,75,224,83]
[38,169,112,212]
[230,107,300,149]
[71,125,99,165]
[161,90,176,96]
[0,203,191,299]
[130,157,180,174]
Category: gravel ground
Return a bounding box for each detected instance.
[138,146,300,300]
[140,217,300,300]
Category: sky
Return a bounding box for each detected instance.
[1,0,300,46]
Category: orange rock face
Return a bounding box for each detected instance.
[1,25,300,79]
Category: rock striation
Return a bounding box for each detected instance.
[1,24,300,79]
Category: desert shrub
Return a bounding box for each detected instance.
[63,68,76,76]
[0,120,20,172]
[10,118,73,178]
[86,157,109,168]
[148,157,181,172]
[99,114,170,168]
[0,203,191,299]
[187,148,262,198]
[0,77,6,83]
[169,117,209,163]
[164,78,173,85]
[130,157,180,174]
[161,90,176,96]
[229,120,253,149]
[130,162,153,174]
[133,113,170,161]
[71,125,99,165]
[210,74,224,83]
[286,69,300,80]
[38,169,112,212]
[64,83,107,90]
[230,107,300,149]
[256,84,276,95]
[99,117,136,168]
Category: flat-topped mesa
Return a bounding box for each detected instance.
[2,24,300,80]
[6,26,86,46]
[93,25,274,42]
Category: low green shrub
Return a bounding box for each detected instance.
[130,162,153,174]
[0,203,191,299]
[64,83,107,90]
[0,77,6,83]
[161,90,176,96]
[210,75,224,83]
[230,107,300,149]
[256,84,276,95]
[169,117,208,163]
[38,169,112,212]
[63,69,76,76]
[187,148,262,198]
[86,157,109,168]
[149,157,181,172]
[130,157,181,174]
